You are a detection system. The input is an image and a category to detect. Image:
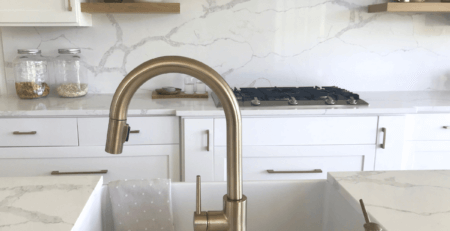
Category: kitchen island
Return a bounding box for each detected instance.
[0,175,103,231]
[0,172,447,230]
[327,170,450,231]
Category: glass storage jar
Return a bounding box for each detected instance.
[55,48,88,98]
[13,49,50,99]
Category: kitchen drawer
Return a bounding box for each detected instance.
[213,145,375,181]
[0,118,78,147]
[214,117,378,146]
[0,145,180,183]
[78,117,179,146]
[406,114,450,141]
[0,156,168,184]
[403,141,450,170]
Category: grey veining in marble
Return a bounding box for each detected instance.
[2,0,450,95]
[2,91,450,117]
[329,170,450,231]
[0,176,102,231]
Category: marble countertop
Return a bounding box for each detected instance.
[1,91,450,117]
[328,170,450,231]
[0,175,102,231]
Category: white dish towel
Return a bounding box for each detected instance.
[108,179,175,231]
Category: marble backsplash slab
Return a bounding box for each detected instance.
[2,0,450,95]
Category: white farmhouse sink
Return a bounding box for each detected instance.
[101,180,365,231]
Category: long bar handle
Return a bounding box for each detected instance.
[196,175,202,215]
[68,0,72,11]
[443,126,450,129]
[51,170,108,175]
[129,130,140,134]
[13,131,37,135]
[206,130,210,152]
[267,169,323,174]
[380,127,387,149]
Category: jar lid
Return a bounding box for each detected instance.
[58,48,81,54]
[18,49,41,54]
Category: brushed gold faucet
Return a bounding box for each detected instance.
[105,56,246,231]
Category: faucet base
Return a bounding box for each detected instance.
[224,195,247,231]
[194,195,247,231]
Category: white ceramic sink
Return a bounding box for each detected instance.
[101,180,366,231]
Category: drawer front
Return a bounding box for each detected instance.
[0,156,168,184]
[407,114,450,141]
[0,145,180,183]
[214,117,378,146]
[78,117,179,146]
[213,145,375,181]
[0,118,78,147]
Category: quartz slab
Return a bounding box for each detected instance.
[0,175,102,231]
[1,91,450,117]
[328,170,450,231]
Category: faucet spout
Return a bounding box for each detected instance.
[106,56,246,231]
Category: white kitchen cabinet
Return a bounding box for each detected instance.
[78,116,179,146]
[214,145,375,181]
[0,145,180,183]
[374,116,406,170]
[405,114,450,141]
[403,114,450,170]
[181,118,214,182]
[0,118,78,147]
[182,116,379,182]
[214,116,378,146]
[0,0,92,26]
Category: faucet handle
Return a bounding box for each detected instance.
[194,175,207,231]
[359,199,382,231]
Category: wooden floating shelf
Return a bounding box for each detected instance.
[80,3,180,14]
[369,3,450,13]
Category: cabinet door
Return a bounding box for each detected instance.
[374,116,406,170]
[214,145,375,181]
[0,0,91,26]
[182,118,214,182]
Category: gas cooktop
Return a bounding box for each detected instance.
[211,86,368,107]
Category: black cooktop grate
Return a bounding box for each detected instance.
[234,86,360,102]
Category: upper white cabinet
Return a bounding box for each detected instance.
[0,0,92,27]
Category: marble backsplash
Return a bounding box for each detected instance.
[2,0,450,95]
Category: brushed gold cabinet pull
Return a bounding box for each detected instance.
[129,130,140,134]
[68,0,72,11]
[206,130,210,152]
[267,169,323,174]
[380,127,387,149]
[51,170,108,175]
[13,131,37,135]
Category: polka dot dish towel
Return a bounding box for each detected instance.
[108,179,174,231]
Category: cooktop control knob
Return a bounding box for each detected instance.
[251,97,261,106]
[325,96,335,105]
[347,96,358,105]
[288,97,298,105]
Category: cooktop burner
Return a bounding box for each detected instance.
[211,86,368,107]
